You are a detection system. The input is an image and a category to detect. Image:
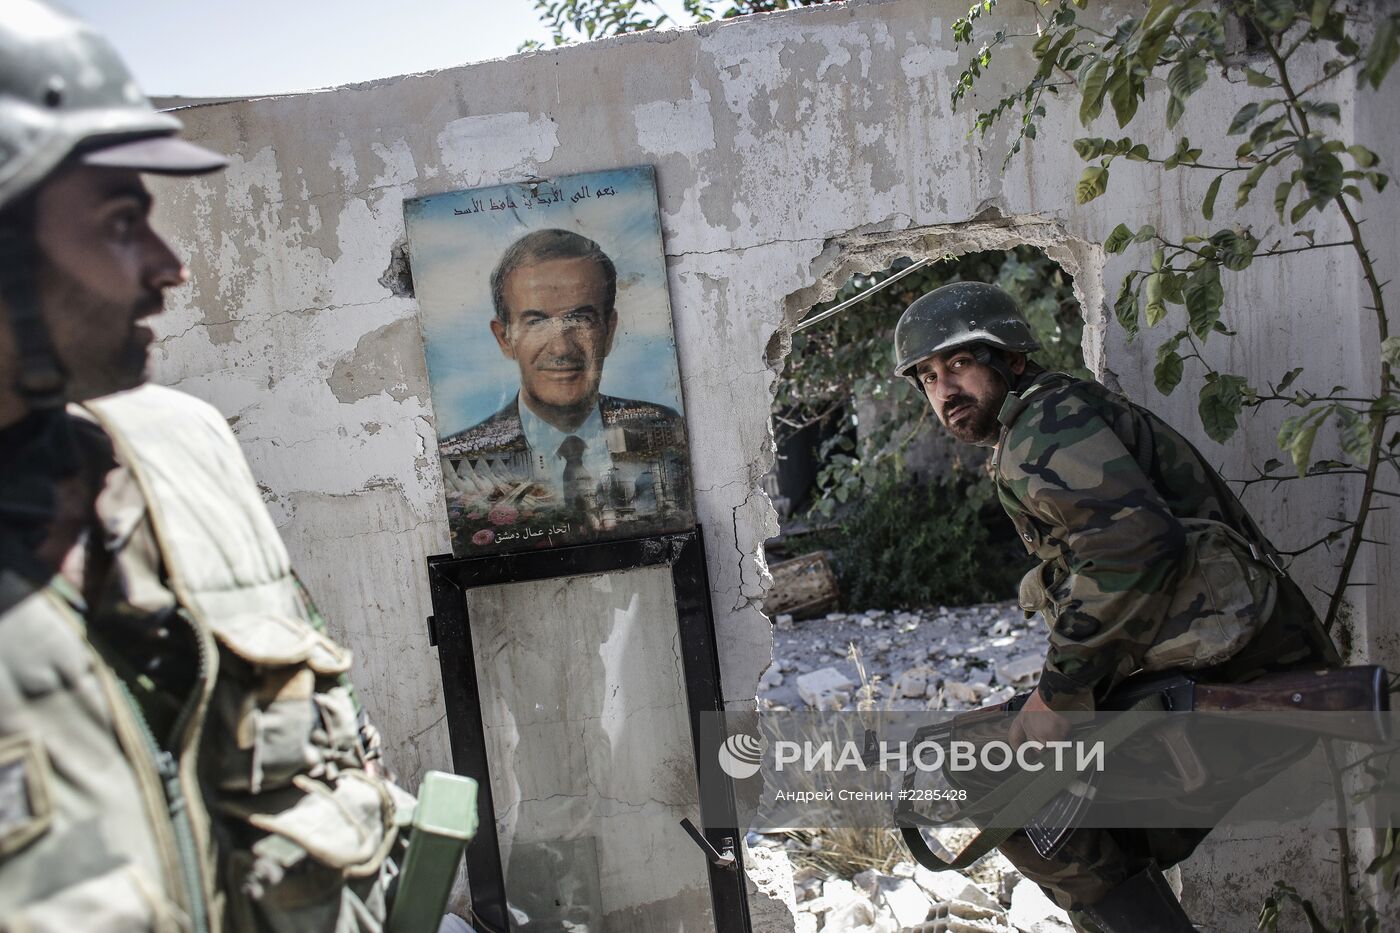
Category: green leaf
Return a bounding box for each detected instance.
[1235,161,1269,208]
[1244,67,1277,87]
[1382,335,1400,367]
[1076,165,1110,203]
[1133,224,1158,243]
[1273,179,1296,219]
[1277,366,1304,391]
[1161,270,1186,305]
[1301,101,1340,122]
[1154,347,1185,394]
[1125,144,1150,161]
[1074,137,1108,159]
[1228,102,1261,135]
[1145,272,1167,326]
[1166,94,1185,129]
[1198,375,1248,442]
[1290,195,1318,223]
[1079,58,1111,123]
[1278,412,1322,474]
[1301,149,1344,199]
[1309,0,1329,30]
[1253,0,1297,32]
[1336,408,1375,463]
[1165,58,1207,129]
[1210,230,1258,271]
[1348,145,1379,168]
[1362,13,1400,89]
[1202,174,1223,220]
[1108,69,1141,127]
[1185,265,1224,338]
[1114,275,1140,337]
[1104,223,1134,254]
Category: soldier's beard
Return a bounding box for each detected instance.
[941,392,1002,446]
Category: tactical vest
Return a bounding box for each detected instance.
[0,385,410,931]
[0,568,193,930]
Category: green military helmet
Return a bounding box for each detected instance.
[0,0,225,211]
[892,281,1040,387]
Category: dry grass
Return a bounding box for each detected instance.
[780,827,909,879]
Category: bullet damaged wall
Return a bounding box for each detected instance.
[150,0,1398,926]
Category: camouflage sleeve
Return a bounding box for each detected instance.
[1000,387,1187,710]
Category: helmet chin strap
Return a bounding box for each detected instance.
[970,343,1015,391]
[0,223,67,410]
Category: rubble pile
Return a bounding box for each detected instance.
[746,839,1074,933]
[761,603,1045,714]
[753,602,1077,931]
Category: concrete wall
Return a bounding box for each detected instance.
[148,0,1398,926]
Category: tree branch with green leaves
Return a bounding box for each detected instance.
[953,2,1400,928]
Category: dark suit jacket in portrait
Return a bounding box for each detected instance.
[439,394,691,515]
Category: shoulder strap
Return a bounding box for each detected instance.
[80,385,303,624]
[992,372,1080,482]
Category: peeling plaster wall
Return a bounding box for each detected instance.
[149,0,1397,926]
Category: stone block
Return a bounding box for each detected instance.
[1007,880,1074,932]
[944,680,990,705]
[895,665,935,699]
[913,866,1001,911]
[879,877,933,928]
[796,667,855,710]
[996,655,1044,687]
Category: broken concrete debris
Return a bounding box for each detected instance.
[1006,880,1075,932]
[995,655,1044,688]
[765,602,1041,713]
[752,603,1075,929]
[796,667,857,710]
[746,836,1073,932]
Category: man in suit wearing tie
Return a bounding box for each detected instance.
[440,229,687,527]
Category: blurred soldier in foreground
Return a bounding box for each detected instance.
[893,282,1338,932]
[0,3,439,929]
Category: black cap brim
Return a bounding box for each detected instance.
[80,135,228,175]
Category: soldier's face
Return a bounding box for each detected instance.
[915,348,1019,446]
[26,166,186,402]
[491,256,617,420]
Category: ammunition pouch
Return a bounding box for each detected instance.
[207,612,412,930]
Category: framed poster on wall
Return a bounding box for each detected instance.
[405,166,695,557]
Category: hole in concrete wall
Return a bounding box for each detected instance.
[380,236,415,298]
[761,234,1088,619]
[750,225,1101,922]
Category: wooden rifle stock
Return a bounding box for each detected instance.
[946,665,1391,744]
[1191,665,1390,743]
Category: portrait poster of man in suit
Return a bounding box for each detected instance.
[405,166,695,556]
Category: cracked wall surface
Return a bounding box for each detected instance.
[149,0,1397,926]
[465,568,712,929]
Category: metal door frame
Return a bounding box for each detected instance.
[426,527,752,933]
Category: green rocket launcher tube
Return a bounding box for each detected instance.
[387,771,480,933]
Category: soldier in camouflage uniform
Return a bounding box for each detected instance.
[893,282,1337,933]
[0,4,469,931]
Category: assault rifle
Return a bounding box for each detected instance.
[895,665,1392,870]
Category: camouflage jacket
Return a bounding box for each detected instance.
[993,371,1336,711]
